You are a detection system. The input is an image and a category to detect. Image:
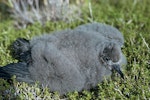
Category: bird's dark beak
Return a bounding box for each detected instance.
[112,64,124,79]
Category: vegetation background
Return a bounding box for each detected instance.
[0,0,150,99]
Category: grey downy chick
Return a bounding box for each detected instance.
[0,23,126,95]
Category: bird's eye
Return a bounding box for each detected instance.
[104,57,110,61]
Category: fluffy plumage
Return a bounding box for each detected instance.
[0,22,126,95]
[75,22,124,46]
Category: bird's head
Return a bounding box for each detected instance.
[99,42,125,78]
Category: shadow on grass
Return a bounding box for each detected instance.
[0,3,11,21]
[0,78,21,100]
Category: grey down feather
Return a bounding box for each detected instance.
[0,22,126,95]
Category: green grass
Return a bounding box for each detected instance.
[0,0,150,99]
